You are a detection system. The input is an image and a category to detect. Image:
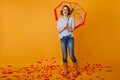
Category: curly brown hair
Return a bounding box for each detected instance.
[60,5,71,16]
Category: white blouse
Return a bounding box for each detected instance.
[57,17,74,38]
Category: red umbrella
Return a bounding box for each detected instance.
[54,1,86,29]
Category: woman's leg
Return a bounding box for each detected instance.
[61,37,68,63]
[67,37,77,62]
[68,37,78,76]
[61,37,68,75]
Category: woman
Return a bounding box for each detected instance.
[57,5,78,76]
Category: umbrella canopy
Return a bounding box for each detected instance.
[54,1,86,29]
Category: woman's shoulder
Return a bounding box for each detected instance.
[58,17,63,21]
[58,17,74,21]
[58,17,63,20]
[69,17,74,20]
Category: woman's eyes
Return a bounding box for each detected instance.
[63,9,68,11]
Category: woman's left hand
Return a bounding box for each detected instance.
[66,26,74,32]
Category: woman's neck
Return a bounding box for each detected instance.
[63,15,68,18]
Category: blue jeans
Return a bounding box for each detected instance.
[60,35,77,63]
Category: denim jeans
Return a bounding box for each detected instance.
[60,35,77,63]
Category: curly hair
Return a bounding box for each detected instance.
[60,5,71,16]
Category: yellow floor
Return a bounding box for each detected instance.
[1,0,120,80]
[0,57,119,80]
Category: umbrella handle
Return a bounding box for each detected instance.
[67,7,75,22]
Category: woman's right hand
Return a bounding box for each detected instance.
[58,22,68,33]
[64,22,68,29]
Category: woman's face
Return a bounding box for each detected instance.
[63,7,69,16]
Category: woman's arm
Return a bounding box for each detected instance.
[58,23,67,33]
[66,26,74,32]
[58,27,65,33]
[66,18,74,32]
[58,22,74,33]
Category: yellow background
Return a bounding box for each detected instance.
[0,0,120,79]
